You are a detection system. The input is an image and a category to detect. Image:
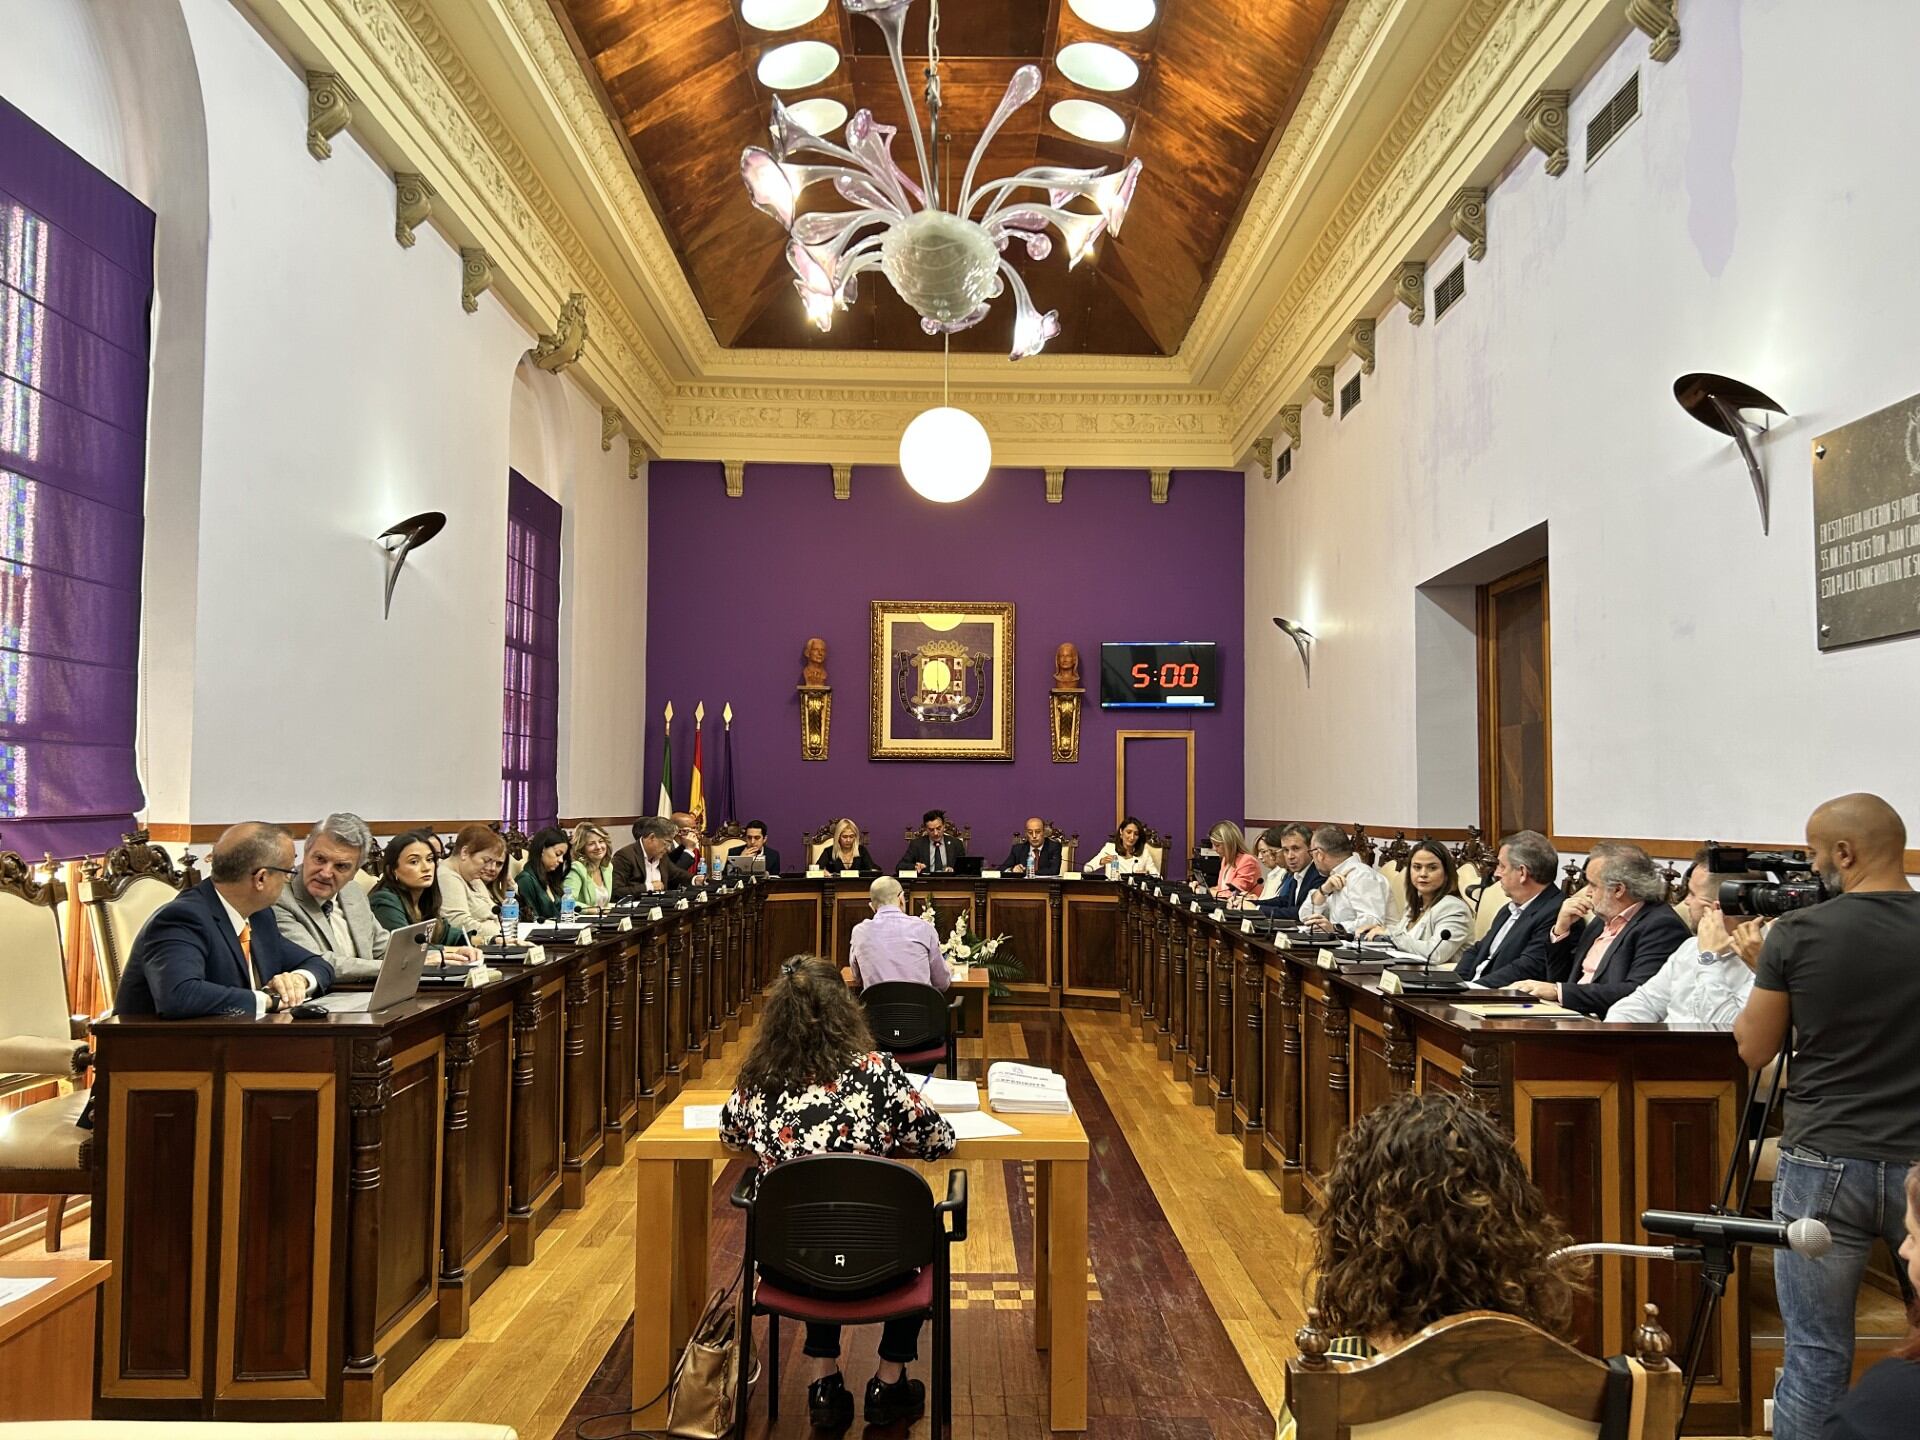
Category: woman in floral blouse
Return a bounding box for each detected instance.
[721,955,957,1431]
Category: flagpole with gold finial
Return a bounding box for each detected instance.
[655,700,674,817]
[689,701,708,831]
[721,702,737,827]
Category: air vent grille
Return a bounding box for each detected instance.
[1586,70,1640,166]
[1433,262,1466,321]
[1276,446,1293,481]
[1339,374,1361,417]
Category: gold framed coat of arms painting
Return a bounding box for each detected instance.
[870,601,1015,760]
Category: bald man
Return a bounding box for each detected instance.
[1002,817,1062,877]
[1734,793,1920,1440]
[115,822,333,1019]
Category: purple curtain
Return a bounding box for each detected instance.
[0,98,153,860]
[502,470,560,832]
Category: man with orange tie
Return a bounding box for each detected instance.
[114,822,332,1018]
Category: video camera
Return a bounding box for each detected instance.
[1705,844,1831,917]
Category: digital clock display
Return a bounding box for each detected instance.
[1099,642,1220,709]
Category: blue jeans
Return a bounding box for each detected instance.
[1770,1144,1914,1440]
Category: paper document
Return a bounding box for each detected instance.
[1452,1001,1579,1018]
[683,1104,723,1129]
[0,1276,54,1308]
[946,1111,1020,1140]
[987,1060,1072,1115]
[918,1077,981,1113]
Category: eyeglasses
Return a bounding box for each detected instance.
[254,865,298,878]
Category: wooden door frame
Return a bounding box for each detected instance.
[1476,559,1553,839]
[1115,730,1196,865]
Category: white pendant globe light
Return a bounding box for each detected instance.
[900,406,991,503]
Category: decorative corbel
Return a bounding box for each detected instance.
[1449,187,1488,262]
[601,406,623,452]
[1279,404,1303,451]
[1310,365,1336,417]
[460,247,493,314]
[393,172,434,247]
[1524,89,1571,177]
[1250,438,1273,480]
[1348,319,1376,376]
[1045,467,1065,504]
[723,460,744,498]
[1626,0,1680,61]
[627,437,646,480]
[831,462,851,500]
[1392,261,1426,325]
[530,292,589,373]
[306,71,355,162]
[1149,467,1171,505]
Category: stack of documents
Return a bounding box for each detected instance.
[987,1061,1072,1115]
[907,1075,981,1113]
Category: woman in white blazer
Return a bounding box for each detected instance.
[1360,839,1473,968]
[1083,816,1160,878]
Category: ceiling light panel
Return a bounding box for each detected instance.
[1050,98,1128,145]
[1056,42,1140,92]
[741,0,829,30]
[1066,0,1157,34]
[756,40,840,90]
[784,97,848,135]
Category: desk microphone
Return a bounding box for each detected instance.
[1641,1210,1833,1258]
[1423,929,1453,976]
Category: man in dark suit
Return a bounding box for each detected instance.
[901,810,966,873]
[1003,817,1062,877]
[1455,830,1562,986]
[115,822,334,1018]
[613,816,693,899]
[1254,823,1323,920]
[1515,842,1691,1017]
[739,819,781,875]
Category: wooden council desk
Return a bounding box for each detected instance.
[0,1259,111,1420]
[633,1089,1092,1431]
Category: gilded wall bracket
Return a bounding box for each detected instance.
[628,437,647,480]
[1626,0,1681,62]
[1045,467,1065,504]
[460,247,493,314]
[1050,688,1083,763]
[1250,438,1273,480]
[306,70,355,161]
[1449,187,1488,262]
[393,171,434,246]
[1150,467,1172,504]
[723,460,745,498]
[1392,261,1426,325]
[798,687,831,761]
[1310,366,1336,417]
[601,406,623,452]
[1348,319,1375,376]
[831,462,851,500]
[530,292,589,372]
[1279,404,1303,451]
[1524,90,1571,177]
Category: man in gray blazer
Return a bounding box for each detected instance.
[272,812,389,983]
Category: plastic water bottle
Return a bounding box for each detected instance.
[696,857,708,884]
[500,891,520,944]
[560,892,577,925]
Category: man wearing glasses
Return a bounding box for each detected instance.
[115,822,332,1018]
[272,813,389,982]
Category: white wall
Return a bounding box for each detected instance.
[4,0,649,829]
[1244,0,1920,843]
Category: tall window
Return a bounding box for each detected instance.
[502,470,560,832]
[1478,559,1552,837]
[0,99,153,858]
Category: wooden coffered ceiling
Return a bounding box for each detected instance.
[551,0,1343,356]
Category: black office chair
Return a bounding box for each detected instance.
[732,1154,968,1437]
[860,981,962,1078]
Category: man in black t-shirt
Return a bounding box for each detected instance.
[1735,793,1920,1440]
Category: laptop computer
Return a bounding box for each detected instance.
[951,856,984,877]
[307,921,435,1013]
[724,854,767,875]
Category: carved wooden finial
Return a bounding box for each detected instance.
[1295,1307,1332,1369]
[1635,1302,1673,1368]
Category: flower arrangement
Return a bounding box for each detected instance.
[919,903,1024,998]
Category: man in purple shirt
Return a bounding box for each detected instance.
[847,877,950,991]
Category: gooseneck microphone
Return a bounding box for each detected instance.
[1641,1209,1833,1258]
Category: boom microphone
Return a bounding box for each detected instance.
[1640,1209,1833,1258]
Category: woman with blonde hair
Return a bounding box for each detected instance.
[1197,820,1261,899]
[818,817,877,874]
[566,822,614,907]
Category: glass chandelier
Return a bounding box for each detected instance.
[739,0,1144,361]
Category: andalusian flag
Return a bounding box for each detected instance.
[655,701,674,817]
[688,702,707,829]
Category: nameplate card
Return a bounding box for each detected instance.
[1378,969,1405,994]
[1241,920,1254,935]
[1317,952,1336,970]
[982,869,1002,879]
[1210,909,1226,921]
[898,870,918,879]
[675,899,689,911]
[806,867,827,879]
[649,907,663,921]
[1189,902,1201,913]
[617,917,632,931]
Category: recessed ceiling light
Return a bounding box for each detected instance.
[756,40,839,90]
[741,0,829,30]
[1056,42,1139,92]
[1066,0,1157,34]
[784,96,848,135]
[1050,98,1127,145]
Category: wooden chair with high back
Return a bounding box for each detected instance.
[1376,832,1414,924]
[707,821,749,871]
[902,818,972,850]
[77,829,201,1005]
[1286,1304,1680,1440]
[1006,821,1079,873]
[0,851,92,1250]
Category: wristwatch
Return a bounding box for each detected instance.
[263,988,283,1013]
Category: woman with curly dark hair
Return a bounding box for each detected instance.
[1276,1090,1581,1437]
[721,956,956,1433]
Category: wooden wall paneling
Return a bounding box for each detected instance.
[985,887,1053,999]
[342,1035,391,1420]
[449,1000,514,1325]
[682,911,707,1074]
[562,957,608,1209]
[100,1070,213,1400]
[1415,1037,1464,1097]
[1166,908,1190,1071]
[1185,922,1211,1096]
[830,891,866,967]
[1348,1008,1393,1127]
[638,929,668,1109]
[438,998,478,1337]
[1208,932,1235,1133]
[1146,906,1168,1044]
[760,891,822,970]
[1262,963,1304,1206]
[721,896,743,1039]
[667,916,695,1082]
[507,973,566,1266]
[370,1034,444,1383]
[603,940,639,1164]
[1300,986,1333,1196]
[1512,1079,1620,1359]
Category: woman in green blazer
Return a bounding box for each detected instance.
[515,827,572,922]
[369,829,478,957]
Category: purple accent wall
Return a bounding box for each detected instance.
[646,462,1243,873]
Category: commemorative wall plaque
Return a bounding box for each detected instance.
[1812,392,1920,651]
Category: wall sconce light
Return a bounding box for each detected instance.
[1674,372,1787,535]
[377,511,446,618]
[1272,617,1315,687]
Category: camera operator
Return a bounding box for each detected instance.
[1734,793,1920,1440]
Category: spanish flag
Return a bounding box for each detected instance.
[688,701,707,829]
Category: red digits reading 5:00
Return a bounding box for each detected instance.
[1130,663,1151,689]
